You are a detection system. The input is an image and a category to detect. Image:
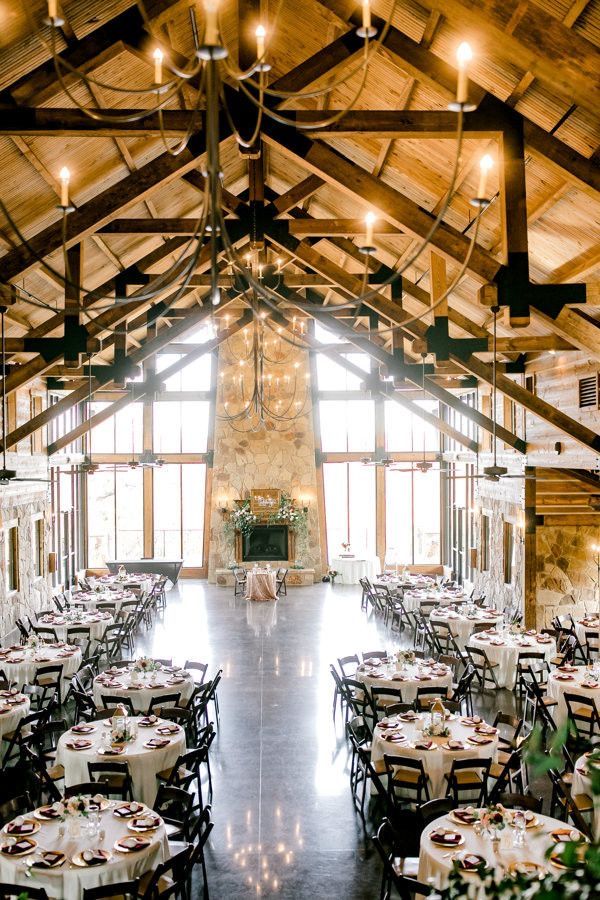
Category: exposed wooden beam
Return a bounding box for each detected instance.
[262,122,502,284]
[272,175,325,218]
[531,308,600,363]
[0,108,200,136]
[47,310,252,454]
[97,219,234,235]
[288,219,403,236]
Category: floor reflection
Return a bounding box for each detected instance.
[246,598,278,636]
[136,580,411,897]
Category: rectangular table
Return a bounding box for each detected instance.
[106,559,183,584]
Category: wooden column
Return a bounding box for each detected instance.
[499,115,530,326]
[142,320,156,559]
[307,321,328,576]
[201,328,219,579]
[374,394,387,569]
[524,466,537,629]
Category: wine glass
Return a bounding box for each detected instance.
[512,809,526,847]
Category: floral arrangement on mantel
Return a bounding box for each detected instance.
[267,493,308,533]
[436,728,600,900]
[225,500,258,537]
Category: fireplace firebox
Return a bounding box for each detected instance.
[242,525,289,562]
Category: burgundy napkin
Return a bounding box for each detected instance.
[430,830,461,845]
[5,821,35,835]
[3,840,33,854]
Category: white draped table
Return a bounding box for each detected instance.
[574,616,600,648]
[0,644,82,687]
[572,753,599,838]
[355,659,453,705]
[546,666,600,726]
[402,590,467,612]
[418,811,578,889]
[467,631,556,689]
[0,802,170,900]
[371,713,498,798]
[331,557,380,585]
[430,609,503,649]
[38,612,113,644]
[0,690,31,741]
[71,590,137,614]
[56,716,186,806]
[93,665,194,714]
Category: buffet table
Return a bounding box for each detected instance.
[106,559,183,584]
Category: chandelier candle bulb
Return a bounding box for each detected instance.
[477,154,493,199]
[153,48,163,85]
[59,166,70,207]
[204,0,220,45]
[48,0,58,18]
[362,1,371,31]
[256,25,266,59]
[456,42,473,104]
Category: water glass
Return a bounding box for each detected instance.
[512,810,526,847]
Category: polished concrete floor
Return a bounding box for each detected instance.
[137,579,519,899]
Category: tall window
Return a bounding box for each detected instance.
[480,514,490,571]
[323,462,376,560]
[4,525,19,592]
[385,470,441,565]
[33,518,44,578]
[153,464,206,565]
[50,466,82,588]
[87,467,144,567]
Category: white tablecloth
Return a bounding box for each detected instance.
[546,666,600,726]
[0,645,82,687]
[418,811,572,889]
[575,618,600,648]
[0,691,31,740]
[402,590,467,612]
[93,666,194,714]
[355,661,453,704]
[0,802,169,900]
[572,753,599,838]
[71,590,136,614]
[245,571,277,601]
[372,714,498,798]
[90,575,156,595]
[56,717,186,807]
[331,557,380,585]
[38,612,114,644]
[467,632,556,689]
[430,610,503,649]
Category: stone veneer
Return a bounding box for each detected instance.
[0,475,51,641]
[535,524,600,628]
[472,484,524,616]
[207,326,321,582]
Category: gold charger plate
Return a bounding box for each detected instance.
[0,837,38,857]
[72,849,112,867]
[3,819,40,836]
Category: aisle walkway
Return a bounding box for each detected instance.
[138,579,388,898]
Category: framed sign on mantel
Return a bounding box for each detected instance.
[250,488,281,519]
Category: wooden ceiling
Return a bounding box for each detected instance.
[0,0,598,466]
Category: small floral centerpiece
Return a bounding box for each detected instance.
[116,565,128,582]
[341,541,351,554]
[111,721,134,745]
[475,803,510,843]
[423,718,450,737]
[509,622,525,636]
[53,794,104,836]
[26,633,40,650]
[328,569,339,584]
[133,656,159,674]
[397,649,415,668]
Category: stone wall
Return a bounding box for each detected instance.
[207,326,321,581]
[535,523,600,628]
[0,467,52,641]
[472,480,524,616]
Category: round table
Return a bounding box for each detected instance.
[93,665,194,714]
[71,590,136,614]
[371,712,498,797]
[331,556,381,585]
[355,660,453,705]
[467,631,556,689]
[0,644,82,687]
[56,716,186,807]
[546,665,600,726]
[430,609,503,649]
[418,810,577,888]
[0,801,169,900]
[0,690,31,740]
[574,616,600,648]
[402,590,467,612]
[572,753,599,838]
[245,570,277,601]
[38,612,114,644]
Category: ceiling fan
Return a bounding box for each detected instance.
[362,354,442,475]
[0,307,49,486]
